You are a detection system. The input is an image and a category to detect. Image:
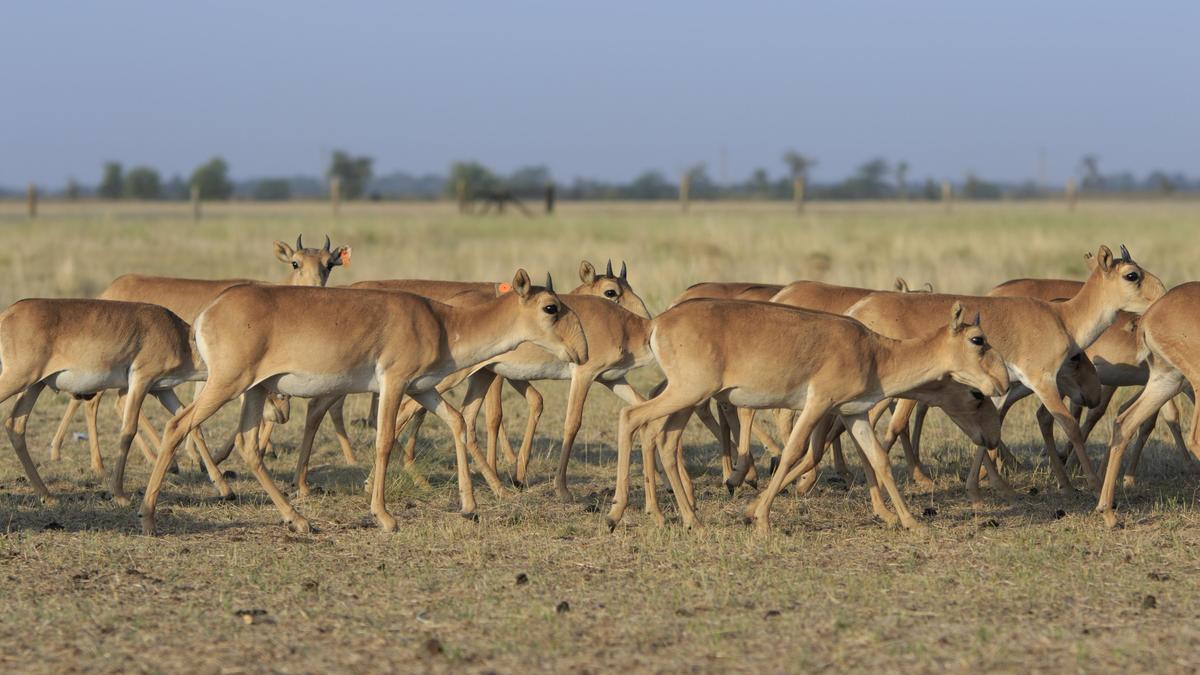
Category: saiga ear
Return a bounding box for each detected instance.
[1096,245,1115,272]
[274,241,294,263]
[512,269,532,299]
[579,260,596,284]
[894,277,910,292]
[331,246,351,266]
[949,301,967,333]
[1083,252,1097,273]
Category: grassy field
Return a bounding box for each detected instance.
[1,199,1199,673]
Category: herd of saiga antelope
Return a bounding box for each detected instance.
[1,236,1196,536]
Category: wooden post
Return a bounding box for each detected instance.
[330,176,342,216]
[544,181,556,215]
[190,185,201,220]
[26,183,37,219]
[793,176,806,213]
[456,178,468,213]
[680,173,690,213]
[1065,178,1078,211]
[941,181,952,212]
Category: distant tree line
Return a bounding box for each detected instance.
[12,150,1199,201]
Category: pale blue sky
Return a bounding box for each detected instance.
[2,1,1198,187]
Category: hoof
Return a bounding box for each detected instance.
[288,518,311,534]
[221,491,238,502]
[555,490,573,504]
[724,480,735,496]
[768,457,780,476]
[114,494,132,508]
[742,515,754,526]
[746,478,758,490]
[605,517,616,533]
[168,464,180,475]
[1122,476,1137,488]
[375,515,397,533]
[511,477,525,490]
[1100,509,1119,529]
[222,470,238,480]
[40,494,61,507]
[904,521,929,533]
[140,516,157,536]
[461,511,480,523]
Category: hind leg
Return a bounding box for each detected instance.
[49,397,81,462]
[1096,367,1183,527]
[151,389,232,497]
[234,386,309,533]
[606,382,710,529]
[141,379,248,535]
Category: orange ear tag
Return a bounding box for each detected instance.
[339,248,351,266]
[498,282,512,294]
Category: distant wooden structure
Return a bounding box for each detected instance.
[545,182,556,214]
[27,183,37,219]
[465,188,533,216]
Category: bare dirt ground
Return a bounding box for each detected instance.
[1,201,1198,673]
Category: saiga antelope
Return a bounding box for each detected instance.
[49,235,348,480]
[846,246,1164,493]
[1096,282,1200,527]
[301,260,648,483]
[987,275,1196,484]
[0,299,273,505]
[139,270,587,534]
[606,299,1009,534]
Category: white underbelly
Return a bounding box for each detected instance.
[721,387,805,410]
[490,360,572,382]
[45,368,127,395]
[266,370,378,397]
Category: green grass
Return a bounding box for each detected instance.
[0,199,1198,673]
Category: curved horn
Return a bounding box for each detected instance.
[1120,244,1131,261]
[619,261,627,279]
[296,234,303,250]
[545,272,555,293]
[606,260,614,277]
[324,234,332,252]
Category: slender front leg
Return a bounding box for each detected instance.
[554,367,598,502]
[84,393,104,475]
[482,374,507,470]
[844,414,924,531]
[326,396,356,465]
[110,380,152,506]
[508,380,543,487]
[412,389,480,519]
[5,382,55,503]
[1031,376,1100,491]
[370,382,406,532]
[1079,385,1117,445]
[726,407,757,491]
